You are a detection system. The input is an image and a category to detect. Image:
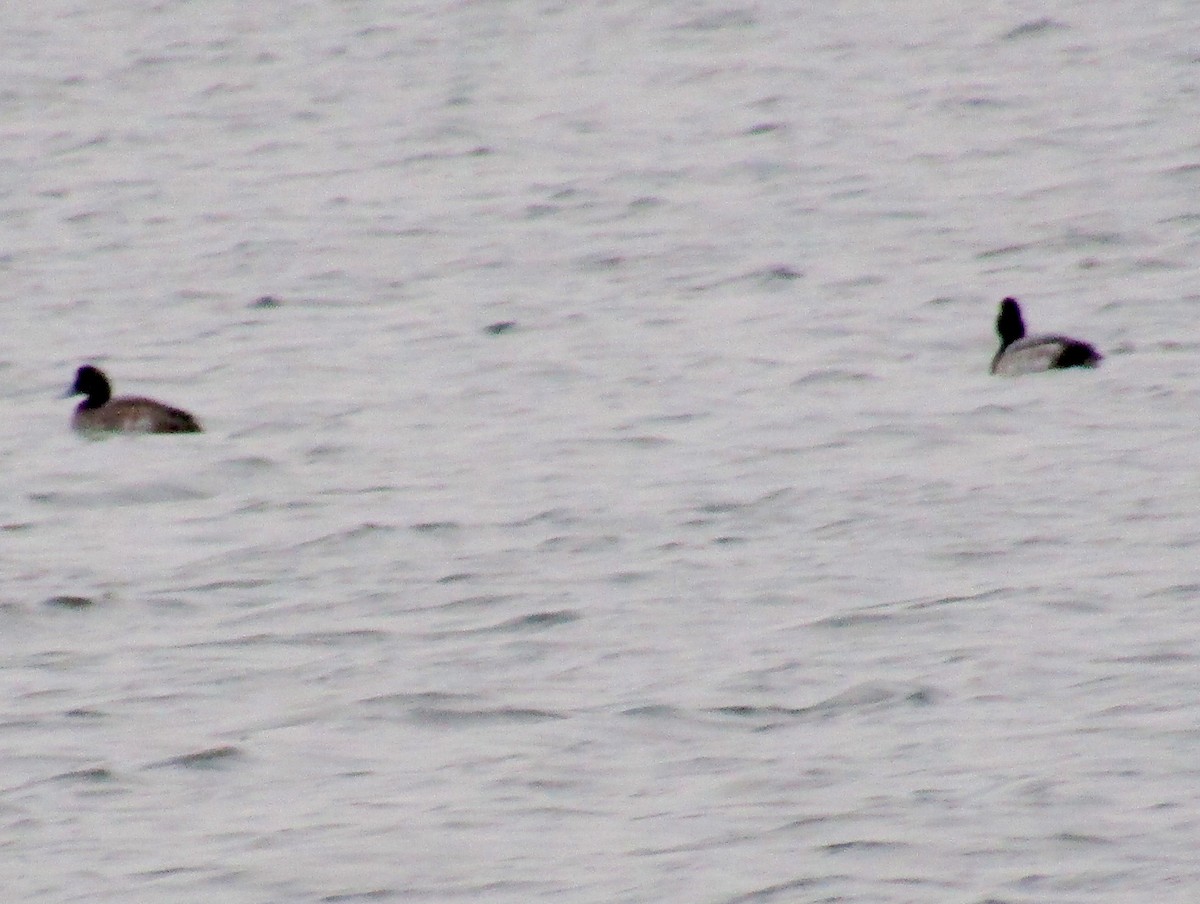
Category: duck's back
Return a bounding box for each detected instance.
[73,396,203,434]
[990,335,1102,376]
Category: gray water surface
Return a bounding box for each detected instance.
[3,3,1200,902]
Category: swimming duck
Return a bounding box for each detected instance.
[66,365,203,433]
[990,297,1101,375]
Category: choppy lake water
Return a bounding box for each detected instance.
[3,2,1200,902]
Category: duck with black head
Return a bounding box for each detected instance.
[66,365,203,434]
[990,297,1102,376]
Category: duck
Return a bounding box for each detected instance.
[990,297,1102,375]
[65,365,203,434]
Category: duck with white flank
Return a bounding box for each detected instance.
[990,297,1102,375]
[66,365,203,434]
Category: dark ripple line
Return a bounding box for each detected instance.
[710,683,939,723]
[145,745,242,770]
[182,629,391,649]
[1001,17,1068,40]
[50,767,116,784]
[361,690,475,708]
[823,839,909,854]
[621,704,690,720]
[421,609,581,640]
[719,876,838,904]
[322,880,558,902]
[410,706,566,726]
[411,520,460,534]
[426,593,517,613]
[493,609,580,631]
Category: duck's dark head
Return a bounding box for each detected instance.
[996,297,1026,349]
[67,365,112,408]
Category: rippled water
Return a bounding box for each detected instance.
[3,3,1200,902]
